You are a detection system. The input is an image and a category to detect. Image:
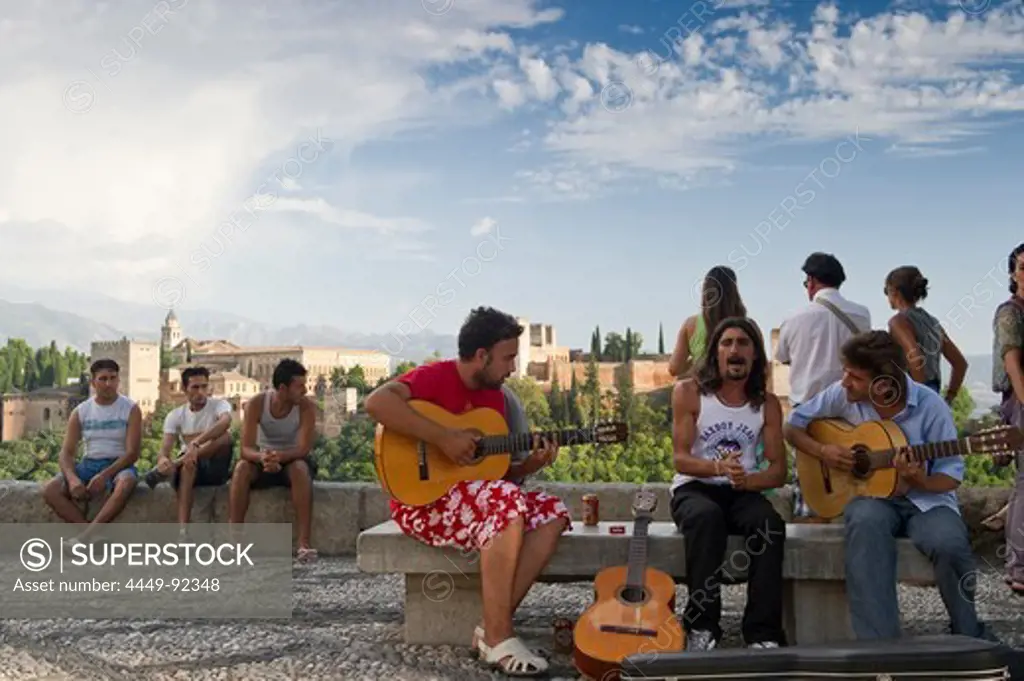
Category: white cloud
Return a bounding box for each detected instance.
[499,1,1024,197]
[619,24,644,35]
[470,216,498,235]
[0,0,560,295]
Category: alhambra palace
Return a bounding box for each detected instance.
[0,312,791,442]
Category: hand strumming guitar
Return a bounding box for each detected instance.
[819,444,855,471]
[439,428,480,466]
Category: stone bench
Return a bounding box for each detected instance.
[356,520,937,647]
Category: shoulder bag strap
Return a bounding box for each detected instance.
[815,297,863,335]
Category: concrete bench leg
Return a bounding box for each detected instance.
[782,579,853,645]
[404,572,482,646]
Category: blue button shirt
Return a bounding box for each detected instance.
[787,379,963,514]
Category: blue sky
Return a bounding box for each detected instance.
[2,0,1024,355]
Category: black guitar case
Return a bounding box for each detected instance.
[620,635,1024,680]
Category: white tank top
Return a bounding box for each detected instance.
[75,395,135,460]
[671,392,764,492]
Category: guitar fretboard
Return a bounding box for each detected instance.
[867,437,969,467]
[476,427,608,455]
[624,516,651,593]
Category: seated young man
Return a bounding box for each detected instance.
[670,316,788,652]
[41,359,141,542]
[228,359,318,562]
[149,366,234,529]
[364,306,570,677]
[783,330,997,641]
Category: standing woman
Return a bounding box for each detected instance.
[883,266,967,403]
[670,266,750,378]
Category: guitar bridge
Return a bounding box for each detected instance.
[417,441,429,481]
[598,625,657,637]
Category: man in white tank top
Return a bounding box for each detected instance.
[228,359,319,562]
[149,366,235,529]
[41,359,142,542]
[669,317,788,652]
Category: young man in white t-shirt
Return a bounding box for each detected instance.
[149,366,234,525]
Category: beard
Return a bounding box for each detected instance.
[475,370,505,389]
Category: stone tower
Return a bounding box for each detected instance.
[161,309,182,353]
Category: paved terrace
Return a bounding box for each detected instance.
[0,481,1018,680]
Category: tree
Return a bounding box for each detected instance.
[658,323,665,355]
[581,354,601,424]
[548,370,566,425]
[567,370,583,425]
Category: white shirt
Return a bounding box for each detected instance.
[163,398,232,448]
[775,288,871,404]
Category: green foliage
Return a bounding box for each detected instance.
[0,338,88,394]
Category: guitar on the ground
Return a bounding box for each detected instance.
[572,489,685,681]
[794,418,1023,519]
[374,400,628,506]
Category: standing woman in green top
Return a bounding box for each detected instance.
[670,265,752,378]
[884,265,967,404]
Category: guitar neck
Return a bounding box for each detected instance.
[476,427,604,456]
[868,436,974,467]
[624,515,652,592]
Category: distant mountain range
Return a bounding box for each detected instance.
[0,283,457,366]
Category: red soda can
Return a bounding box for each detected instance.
[582,494,599,526]
[553,617,574,653]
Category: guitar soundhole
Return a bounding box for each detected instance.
[619,585,647,604]
[851,447,871,479]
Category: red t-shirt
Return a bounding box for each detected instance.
[397,359,506,418]
[388,360,506,511]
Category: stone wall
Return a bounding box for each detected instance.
[0,481,1011,558]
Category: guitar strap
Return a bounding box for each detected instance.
[815,297,864,335]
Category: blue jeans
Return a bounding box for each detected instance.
[60,457,137,494]
[844,496,993,640]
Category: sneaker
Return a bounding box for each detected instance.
[685,629,716,652]
[144,469,165,490]
[749,641,780,649]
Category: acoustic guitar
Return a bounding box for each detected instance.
[572,489,685,681]
[795,418,1023,519]
[374,400,629,506]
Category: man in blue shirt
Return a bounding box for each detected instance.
[783,330,995,641]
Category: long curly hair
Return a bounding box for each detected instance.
[696,316,768,408]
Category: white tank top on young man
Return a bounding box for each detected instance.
[75,394,136,460]
[670,392,765,493]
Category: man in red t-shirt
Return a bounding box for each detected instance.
[366,307,570,676]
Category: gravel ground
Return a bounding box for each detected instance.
[0,557,1021,680]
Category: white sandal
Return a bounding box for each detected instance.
[477,635,548,676]
[472,626,549,661]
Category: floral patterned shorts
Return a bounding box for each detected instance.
[392,479,572,552]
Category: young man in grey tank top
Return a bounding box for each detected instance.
[41,359,142,543]
[228,359,319,562]
[670,318,788,651]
